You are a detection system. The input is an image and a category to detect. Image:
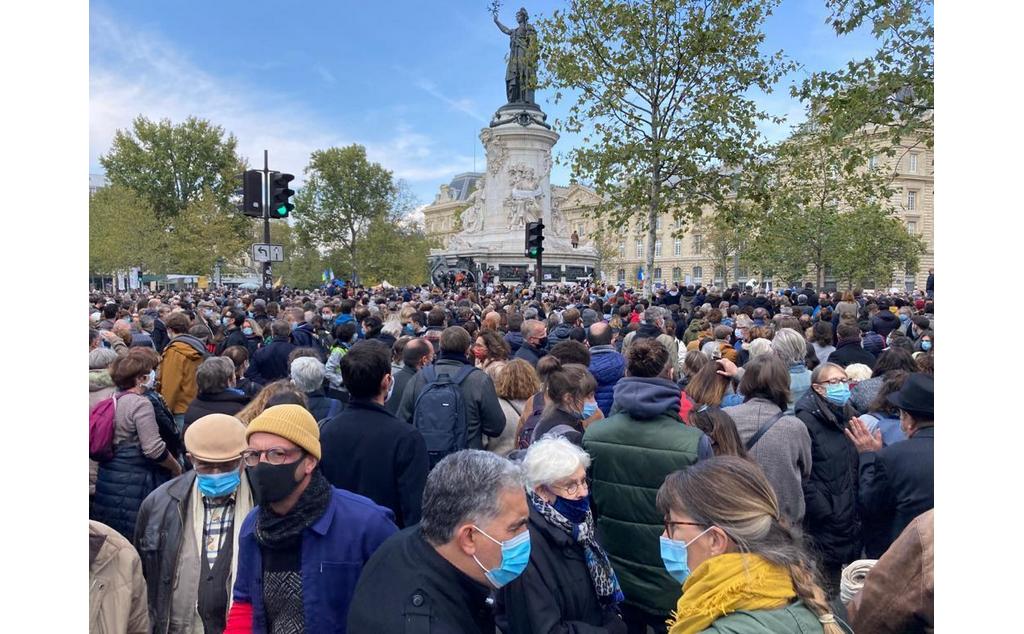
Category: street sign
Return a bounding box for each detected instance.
[252,243,284,262]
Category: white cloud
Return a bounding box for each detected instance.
[413,77,489,124]
[89,9,469,192]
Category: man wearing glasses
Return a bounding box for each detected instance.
[225,404,398,633]
[135,413,255,634]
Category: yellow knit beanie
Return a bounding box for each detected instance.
[246,404,321,460]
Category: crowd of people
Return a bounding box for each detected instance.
[88,278,935,633]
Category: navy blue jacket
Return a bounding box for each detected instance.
[504,331,524,355]
[588,345,625,417]
[290,322,318,350]
[232,486,398,633]
[246,336,296,384]
[858,426,934,558]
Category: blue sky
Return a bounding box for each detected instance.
[90,0,881,214]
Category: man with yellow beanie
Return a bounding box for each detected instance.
[224,404,398,633]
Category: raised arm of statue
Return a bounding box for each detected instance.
[493,15,512,35]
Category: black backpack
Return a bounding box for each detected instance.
[413,365,474,468]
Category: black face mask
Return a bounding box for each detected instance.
[247,456,304,505]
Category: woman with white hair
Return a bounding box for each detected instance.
[772,328,813,414]
[495,436,626,633]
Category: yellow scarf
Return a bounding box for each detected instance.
[668,553,796,634]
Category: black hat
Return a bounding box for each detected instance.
[887,373,934,417]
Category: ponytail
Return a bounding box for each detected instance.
[786,560,845,634]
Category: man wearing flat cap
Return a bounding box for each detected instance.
[135,413,255,634]
[846,372,934,558]
[224,404,398,633]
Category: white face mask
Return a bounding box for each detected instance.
[144,369,156,388]
[385,375,395,401]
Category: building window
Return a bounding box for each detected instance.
[907,220,918,234]
[619,242,626,258]
[693,235,702,255]
[655,217,662,230]
[655,240,662,257]
[909,153,918,173]
[693,266,703,282]
[714,266,724,284]
[654,267,662,280]
[907,190,917,210]
[868,155,878,170]
[672,266,681,281]
[635,240,644,258]
[674,239,681,256]
[617,268,625,282]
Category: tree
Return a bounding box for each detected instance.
[796,0,933,148]
[100,115,245,218]
[89,185,162,275]
[360,216,434,287]
[161,188,252,275]
[745,125,922,289]
[538,0,793,297]
[293,145,398,284]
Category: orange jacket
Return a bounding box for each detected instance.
[157,336,206,414]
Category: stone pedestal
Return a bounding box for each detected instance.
[432,104,598,284]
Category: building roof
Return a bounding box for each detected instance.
[448,172,484,201]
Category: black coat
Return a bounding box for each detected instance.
[871,311,901,338]
[182,389,249,433]
[245,336,296,383]
[387,365,418,416]
[216,327,248,355]
[513,343,546,368]
[495,505,625,634]
[858,427,934,558]
[794,391,862,567]
[827,339,876,370]
[348,526,495,634]
[151,318,170,353]
[320,400,429,528]
[306,389,343,423]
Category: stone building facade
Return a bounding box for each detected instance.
[423,130,933,290]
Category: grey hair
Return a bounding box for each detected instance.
[381,318,403,338]
[747,338,773,359]
[89,347,119,370]
[644,306,664,324]
[771,328,807,365]
[523,307,539,320]
[290,356,326,392]
[138,315,155,332]
[522,436,591,489]
[420,450,526,545]
[196,356,235,393]
[810,362,846,383]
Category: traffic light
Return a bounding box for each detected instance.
[269,172,295,218]
[525,221,544,258]
[241,170,263,217]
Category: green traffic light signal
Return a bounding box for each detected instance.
[275,205,288,217]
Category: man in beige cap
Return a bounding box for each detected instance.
[135,413,254,634]
[224,404,398,633]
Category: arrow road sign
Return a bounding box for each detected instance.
[252,243,284,262]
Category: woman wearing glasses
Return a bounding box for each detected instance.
[793,362,862,598]
[495,436,626,633]
[657,457,848,634]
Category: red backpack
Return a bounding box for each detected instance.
[89,393,128,462]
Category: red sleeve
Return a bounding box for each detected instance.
[679,392,694,424]
[224,601,254,634]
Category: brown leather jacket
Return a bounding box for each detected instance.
[848,509,934,634]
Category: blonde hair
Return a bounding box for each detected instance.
[235,379,308,425]
[657,457,843,634]
[844,363,872,382]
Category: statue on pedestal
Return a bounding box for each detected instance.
[493,6,537,105]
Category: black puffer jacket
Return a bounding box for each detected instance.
[495,504,625,634]
[90,444,172,541]
[547,322,575,348]
[794,390,862,568]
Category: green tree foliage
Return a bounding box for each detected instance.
[293,145,398,284]
[538,0,793,297]
[161,188,252,275]
[100,115,246,218]
[796,0,933,148]
[360,215,434,287]
[745,126,923,289]
[89,185,162,274]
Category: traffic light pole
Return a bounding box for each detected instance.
[262,149,272,291]
[534,248,542,298]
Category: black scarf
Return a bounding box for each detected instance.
[255,470,332,549]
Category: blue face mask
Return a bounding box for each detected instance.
[660,527,714,585]
[242,327,254,336]
[824,383,851,406]
[580,401,599,419]
[472,526,531,588]
[921,340,932,351]
[552,495,590,524]
[196,470,241,498]
[899,314,910,323]
[290,321,299,331]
